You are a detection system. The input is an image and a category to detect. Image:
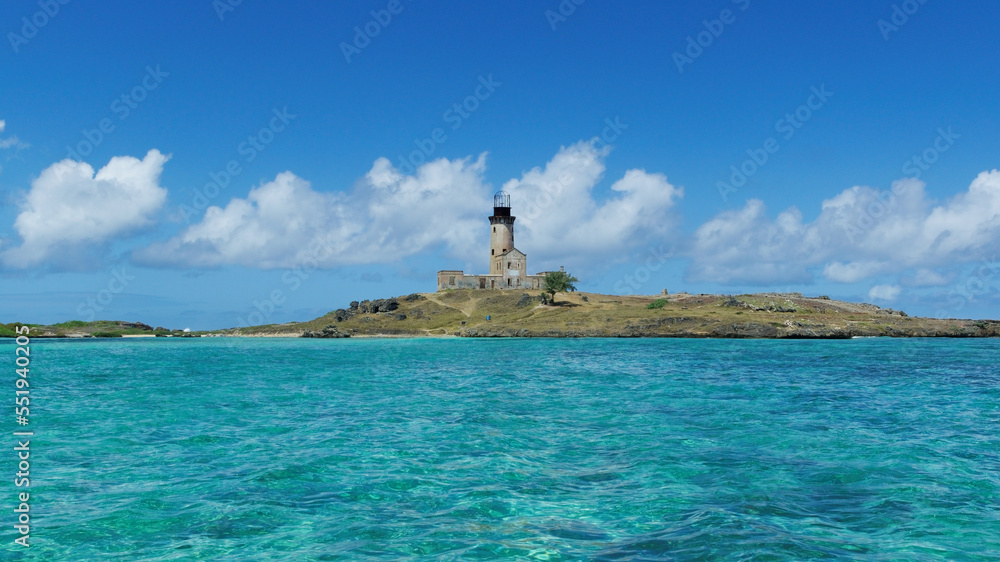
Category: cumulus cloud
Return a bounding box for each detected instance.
[868,284,901,302]
[501,140,683,267]
[139,140,684,271]
[138,155,491,268]
[2,150,169,268]
[687,170,1000,285]
[688,200,817,284]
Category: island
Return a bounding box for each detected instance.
[228,290,1000,339]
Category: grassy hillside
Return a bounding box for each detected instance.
[219,290,1000,338]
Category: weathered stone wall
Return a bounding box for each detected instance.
[437,270,544,291]
[438,272,497,290]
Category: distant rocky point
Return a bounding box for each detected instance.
[0,320,197,338]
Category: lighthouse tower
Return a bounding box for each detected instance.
[490,191,514,264]
[489,191,527,287]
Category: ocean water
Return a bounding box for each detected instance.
[7,337,1000,560]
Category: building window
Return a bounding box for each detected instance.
[508,261,511,268]
[449,276,455,285]
[507,278,511,287]
[493,227,495,232]
[491,249,494,255]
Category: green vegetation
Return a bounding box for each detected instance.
[543,271,579,304]
[0,319,206,338]
[646,299,668,310]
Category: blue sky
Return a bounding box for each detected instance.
[2,0,999,329]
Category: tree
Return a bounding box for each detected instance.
[542,270,579,304]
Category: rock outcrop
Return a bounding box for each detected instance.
[352,298,400,314]
[516,293,541,308]
[721,296,797,313]
[331,298,404,323]
[710,322,780,338]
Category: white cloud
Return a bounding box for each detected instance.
[868,284,901,302]
[138,155,491,268]
[2,150,169,268]
[501,140,683,267]
[0,119,29,151]
[822,261,893,283]
[139,141,684,272]
[687,170,1000,285]
[688,199,817,284]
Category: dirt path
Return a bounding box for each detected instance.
[423,294,473,317]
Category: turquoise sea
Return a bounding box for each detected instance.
[7,337,1000,559]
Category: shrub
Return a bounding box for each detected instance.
[543,271,579,304]
[646,299,668,310]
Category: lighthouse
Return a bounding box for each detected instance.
[489,191,516,272]
[436,191,547,290]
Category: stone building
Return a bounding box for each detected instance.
[437,192,553,291]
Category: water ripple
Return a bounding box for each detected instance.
[8,337,1000,559]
